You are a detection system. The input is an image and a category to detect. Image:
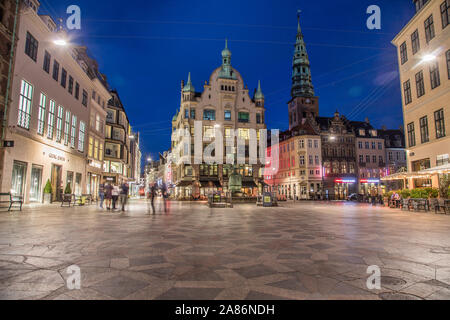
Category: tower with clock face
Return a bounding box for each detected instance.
[288,14,319,130]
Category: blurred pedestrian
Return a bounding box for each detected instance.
[105,182,113,210]
[99,180,105,209]
[120,182,129,211]
[112,184,120,210]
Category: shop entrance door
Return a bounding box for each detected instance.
[51,164,62,202]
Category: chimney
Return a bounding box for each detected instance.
[365,117,370,124]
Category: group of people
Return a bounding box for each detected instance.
[148,182,168,213]
[98,181,129,211]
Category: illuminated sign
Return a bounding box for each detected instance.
[360,179,380,184]
[49,153,65,162]
[335,179,356,184]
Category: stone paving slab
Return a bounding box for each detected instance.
[1,200,450,300]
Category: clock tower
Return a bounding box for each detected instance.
[288,12,319,130]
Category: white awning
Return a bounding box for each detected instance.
[418,163,450,174]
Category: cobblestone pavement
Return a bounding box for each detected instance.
[1,199,450,300]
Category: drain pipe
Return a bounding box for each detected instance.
[1,0,20,143]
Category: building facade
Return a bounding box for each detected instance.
[351,120,387,196]
[103,90,131,185]
[171,41,266,199]
[0,0,20,192]
[266,121,322,200]
[392,0,450,189]
[0,1,104,203]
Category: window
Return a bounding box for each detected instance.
[365,142,370,149]
[25,32,38,61]
[299,140,304,149]
[238,112,250,123]
[82,90,88,107]
[378,142,383,150]
[190,109,195,119]
[56,106,63,142]
[238,128,250,140]
[75,82,80,99]
[372,155,377,163]
[366,155,371,163]
[61,69,67,88]
[403,80,412,105]
[203,126,214,139]
[64,111,70,145]
[407,122,416,147]
[88,137,93,157]
[308,140,312,148]
[315,155,320,165]
[415,71,425,97]
[358,141,363,149]
[95,114,101,132]
[411,29,420,54]
[37,93,46,135]
[379,156,384,164]
[68,76,74,94]
[52,60,59,81]
[309,155,313,165]
[17,80,33,129]
[224,110,231,121]
[78,121,86,152]
[434,108,446,138]
[47,100,55,139]
[256,113,261,124]
[71,115,77,148]
[43,51,51,73]
[419,116,429,143]
[99,143,104,161]
[372,142,376,150]
[359,155,364,163]
[437,154,449,166]
[430,62,441,89]
[441,0,449,29]
[184,108,189,119]
[446,50,450,79]
[424,15,435,43]
[94,140,99,159]
[203,109,215,121]
[400,42,408,64]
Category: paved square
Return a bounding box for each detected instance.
[1,199,450,300]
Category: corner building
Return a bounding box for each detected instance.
[171,41,266,199]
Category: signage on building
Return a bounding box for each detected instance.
[3,141,14,147]
[89,160,102,169]
[49,153,66,162]
[360,179,380,184]
[335,179,356,184]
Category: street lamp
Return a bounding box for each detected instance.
[54,39,67,46]
[422,54,436,62]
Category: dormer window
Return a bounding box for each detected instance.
[359,129,365,136]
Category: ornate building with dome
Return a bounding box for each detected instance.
[170,41,267,200]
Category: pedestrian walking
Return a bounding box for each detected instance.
[99,180,105,208]
[120,182,129,211]
[150,185,156,214]
[161,182,168,213]
[112,185,120,210]
[105,182,113,210]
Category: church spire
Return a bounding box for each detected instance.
[291,11,314,98]
[219,39,236,79]
[183,72,195,92]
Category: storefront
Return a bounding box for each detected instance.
[87,159,103,200]
[333,178,357,200]
[3,134,87,203]
[359,179,381,196]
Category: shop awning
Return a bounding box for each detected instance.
[176,180,193,187]
[418,163,450,174]
[199,180,222,188]
[381,172,431,181]
[242,181,257,188]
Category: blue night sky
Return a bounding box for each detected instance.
[41,0,415,160]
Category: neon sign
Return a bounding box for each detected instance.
[360,179,380,184]
[335,179,356,184]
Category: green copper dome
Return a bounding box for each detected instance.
[182,72,195,93]
[172,109,179,122]
[221,39,231,58]
[254,80,264,100]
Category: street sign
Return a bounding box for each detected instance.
[3,141,14,147]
